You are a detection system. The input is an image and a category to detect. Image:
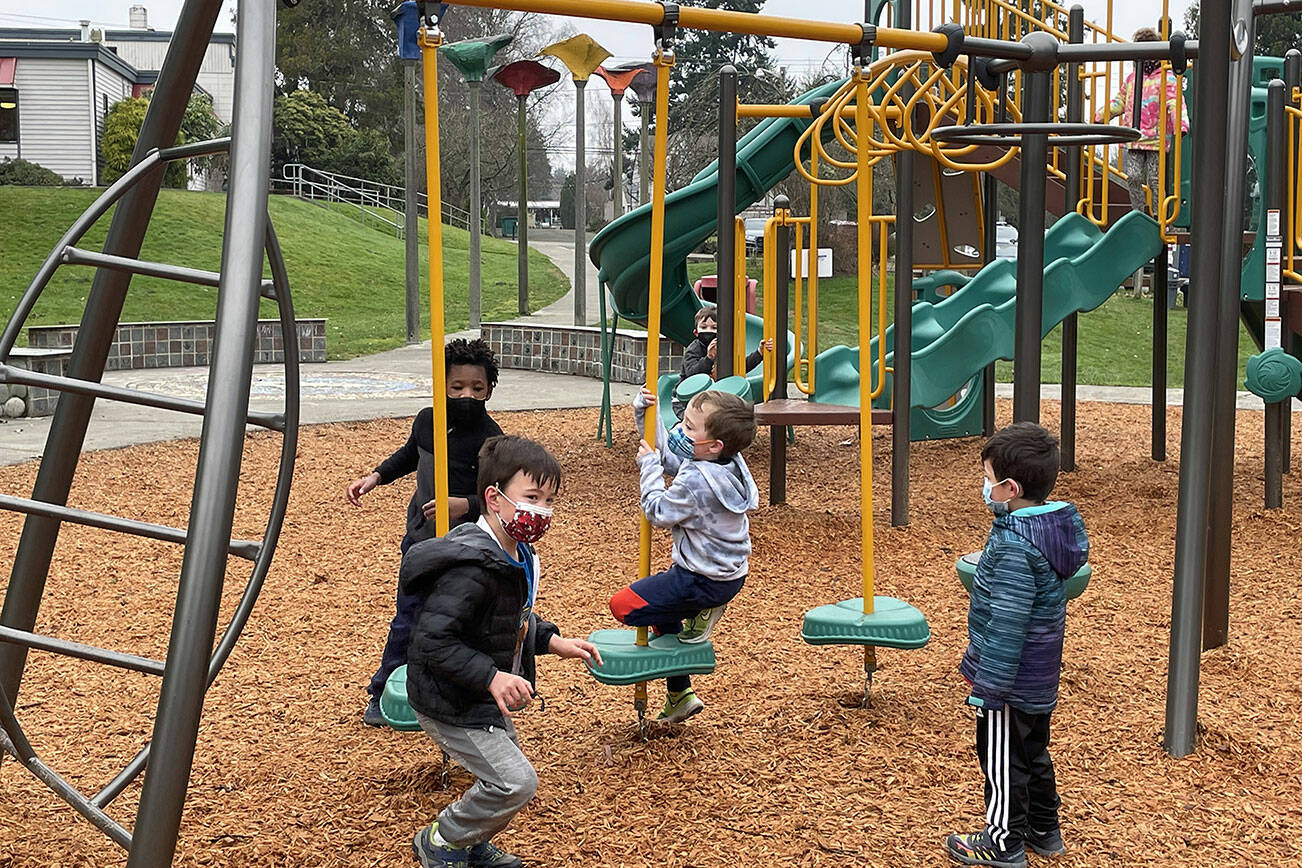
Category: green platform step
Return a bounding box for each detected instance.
[800,597,931,649]
[380,664,422,731]
[955,552,1092,600]
[584,629,716,686]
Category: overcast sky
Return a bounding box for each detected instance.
[0,1,1194,167]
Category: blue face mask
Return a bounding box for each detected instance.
[667,424,697,461]
[982,477,1012,516]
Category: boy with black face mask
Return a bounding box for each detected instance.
[673,304,770,418]
[347,338,503,727]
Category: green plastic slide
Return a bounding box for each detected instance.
[811,211,1164,410]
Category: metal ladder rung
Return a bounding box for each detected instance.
[0,625,165,676]
[60,246,278,300]
[0,494,261,561]
[0,364,285,432]
[0,687,133,849]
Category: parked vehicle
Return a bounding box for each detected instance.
[744,217,767,256]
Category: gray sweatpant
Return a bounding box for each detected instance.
[415,712,539,848]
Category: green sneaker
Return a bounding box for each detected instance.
[679,604,727,644]
[412,824,469,868]
[658,689,704,723]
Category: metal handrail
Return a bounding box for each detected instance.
[276,163,479,235]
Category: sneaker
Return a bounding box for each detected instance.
[413,825,469,868]
[657,689,704,723]
[468,840,523,868]
[1025,827,1065,857]
[679,604,727,644]
[364,696,386,728]
[943,831,1027,868]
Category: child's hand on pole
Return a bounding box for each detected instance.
[638,439,656,459]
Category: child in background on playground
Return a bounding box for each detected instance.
[405,436,602,868]
[1094,26,1188,296]
[608,387,759,722]
[945,422,1089,868]
[674,304,773,418]
[346,338,504,727]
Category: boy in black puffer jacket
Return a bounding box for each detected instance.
[404,436,601,868]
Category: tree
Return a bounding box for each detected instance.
[272,90,400,183]
[100,92,220,187]
[1184,7,1302,57]
[278,1,559,218]
[658,0,785,184]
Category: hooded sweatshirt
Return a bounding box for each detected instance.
[373,403,503,544]
[634,393,760,581]
[401,517,559,728]
[961,501,1089,714]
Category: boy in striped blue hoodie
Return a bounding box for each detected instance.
[945,423,1089,868]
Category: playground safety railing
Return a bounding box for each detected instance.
[1288,94,1302,284]
[276,163,477,236]
[880,0,1189,238]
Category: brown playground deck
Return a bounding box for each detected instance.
[2,399,1301,867]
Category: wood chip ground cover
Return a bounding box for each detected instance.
[2,400,1301,867]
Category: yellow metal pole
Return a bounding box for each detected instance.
[856,69,877,617]
[638,53,674,655]
[440,0,948,51]
[421,26,450,538]
[734,217,747,376]
[808,150,819,395]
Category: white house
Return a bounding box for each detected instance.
[0,6,235,186]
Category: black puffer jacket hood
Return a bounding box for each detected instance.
[402,521,558,728]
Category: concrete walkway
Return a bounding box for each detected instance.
[510,228,604,328]
[0,340,639,466]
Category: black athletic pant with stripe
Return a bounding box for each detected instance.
[976,705,1060,851]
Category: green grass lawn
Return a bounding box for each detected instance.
[687,259,1256,388]
[0,187,567,359]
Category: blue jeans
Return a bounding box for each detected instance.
[368,534,420,700]
[609,563,745,692]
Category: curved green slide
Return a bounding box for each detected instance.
[590,77,848,357]
[812,211,1164,414]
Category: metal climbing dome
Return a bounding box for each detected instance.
[0,1,297,864]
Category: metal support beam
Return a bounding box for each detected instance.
[1012,71,1051,424]
[404,61,420,341]
[468,80,484,329]
[891,0,914,527]
[1284,50,1300,474]
[769,197,791,506]
[126,1,277,862]
[1265,79,1286,508]
[0,0,224,706]
[1204,0,1256,652]
[1061,5,1084,471]
[574,79,588,325]
[517,93,531,315]
[1166,0,1233,759]
[717,66,738,378]
[639,99,651,208]
[982,171,997,436]
[1153,245,1169,461]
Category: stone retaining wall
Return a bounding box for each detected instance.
[27,319,327,371]
[481,322,684,384]
[2,348,73,417]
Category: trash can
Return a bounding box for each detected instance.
[501,217,518,239]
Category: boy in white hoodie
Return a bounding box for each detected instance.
[608,388,760,722]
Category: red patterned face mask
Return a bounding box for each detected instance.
[493,488,553,543]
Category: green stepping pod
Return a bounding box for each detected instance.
[955,552,1092,600]
[801,597,931,649]
[585,629,716,686]
[380,664,423,732]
